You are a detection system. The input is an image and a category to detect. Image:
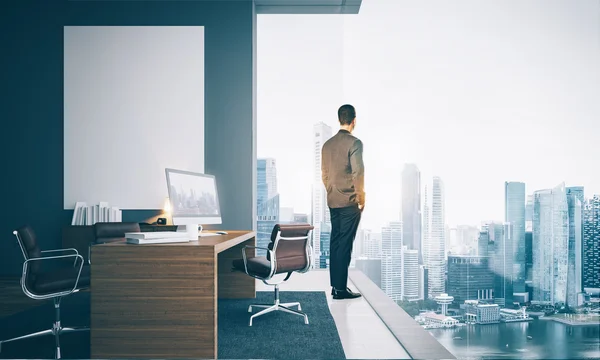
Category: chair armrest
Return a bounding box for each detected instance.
[241,245,276,278]
[41,248,80,266]
[242,245,270,252]
[41,248,79,255]
[22,253,85,300]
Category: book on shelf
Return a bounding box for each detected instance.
[71,202,86,225]
[70,201,123,225]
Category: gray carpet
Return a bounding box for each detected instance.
[218,291,346,359]
[0,291,345,359]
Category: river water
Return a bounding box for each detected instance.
[429,320,600,359]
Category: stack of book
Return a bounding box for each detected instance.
[124,231,190,245]
[71,201,122,225]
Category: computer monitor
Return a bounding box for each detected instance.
[165,168,222,239]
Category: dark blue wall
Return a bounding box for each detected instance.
[0,0,256,276]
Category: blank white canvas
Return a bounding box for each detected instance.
[64,26,204,209]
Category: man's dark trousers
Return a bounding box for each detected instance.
[329,204,362,290]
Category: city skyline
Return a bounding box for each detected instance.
[255,0,600,302]
[254,1,600,357]
[258,152,598,230]
[255,148,599,304]
[257,0,600,230]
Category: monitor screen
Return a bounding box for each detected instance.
[165,168,222,225]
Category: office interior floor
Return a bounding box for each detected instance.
[0,272,410,360]
[0,278,43,318]
[257,270,410,359]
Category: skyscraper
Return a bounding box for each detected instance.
[419,266,429,300]
[447,255,494,304]
[478,229,490,257]
[525,195,534,231]
[480,222,513,305]
[361,230,382,259]
[505,182,526,299]
[352,228,365,261]
[402,247,419,301]
[428,176,445,298]
[257,158,277,206]
[319,222,332,268]
[566,190,583,307]
[566,187,585,207]
[257,158,279,255]
[422,185,430,266]
[525,230,533,301]
[381,222,403,302]
[454,225,479,255]
[583,195,600,292]
[312,122,333,267]
[293,213,309,223]
[532,183,569,305]
[446,226,456,258]
[256,195,280,254]
[402,164,422,264]
[492,222,514,307]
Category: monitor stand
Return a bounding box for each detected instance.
[176,224,202,240]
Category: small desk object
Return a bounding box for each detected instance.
[90,231,256,359]
[62,224,178,263]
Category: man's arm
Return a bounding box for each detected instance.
[349,139,365,207]
[321,145,329,188]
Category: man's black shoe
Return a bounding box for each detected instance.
[332,288,362,300]
[331,287,359,295]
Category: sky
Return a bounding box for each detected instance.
[257,0,600,231]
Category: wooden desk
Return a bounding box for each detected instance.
[90,231,256,359]
[62,224,178,263]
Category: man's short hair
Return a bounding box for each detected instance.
[338,104,356,125]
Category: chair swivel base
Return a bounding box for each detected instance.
[0,323,89,359]
[248,301,309,326]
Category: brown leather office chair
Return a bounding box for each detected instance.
[88,222,140,263]
[0,226,89,359]
[232,223,313,326]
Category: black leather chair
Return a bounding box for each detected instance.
[88,222,140,263]
[94,222,140,244]
[232,223,313,326]
[0,226,89,359]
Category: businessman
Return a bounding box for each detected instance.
[321,104,365,300]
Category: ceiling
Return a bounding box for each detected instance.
[254,0,362,14]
